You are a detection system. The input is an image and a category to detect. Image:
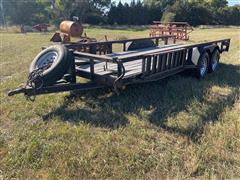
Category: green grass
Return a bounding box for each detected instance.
[0,27,240,179]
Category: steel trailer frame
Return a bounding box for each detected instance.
[8,36,230,98]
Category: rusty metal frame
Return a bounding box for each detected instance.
[150,22,194,41]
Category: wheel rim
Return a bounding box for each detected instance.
[36,51,58,69]
[211,52,219,71]
[200,57,208,76]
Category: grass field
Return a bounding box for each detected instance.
[0,28,240,179]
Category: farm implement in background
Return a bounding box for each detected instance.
[50,18,98,44]
[33,23,49,32]
[150,22,194,41]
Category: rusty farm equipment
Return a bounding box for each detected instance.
[33,23,49,32]
[150,22,194,41]
[50,20,97,44]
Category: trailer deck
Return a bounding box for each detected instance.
[75,44,183,79]
[73,39,230,82]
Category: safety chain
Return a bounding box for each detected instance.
[25,63,51,101]
[113,59,125,94]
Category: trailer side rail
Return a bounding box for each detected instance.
[68,35,176,55]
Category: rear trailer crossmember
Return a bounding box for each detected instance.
[8,37,230,100]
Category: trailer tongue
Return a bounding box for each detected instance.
[8,36,230,100]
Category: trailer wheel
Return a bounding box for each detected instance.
[196,52,209,78]
[29,45,70,85]
[126,39,156,51]
[209,49,220,73]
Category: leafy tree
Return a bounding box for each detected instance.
[159,0,214,25]
[3,0,48,25]
[161,12,176,22]
[108,3,118,25]
[108,0,150,25]
[50,0,110,24]
[188,2,213,25]
[206,0,228,8]
[143,0,176,8]
[216,5,240,25]
[2,0,110,25]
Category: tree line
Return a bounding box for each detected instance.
[0,0,239,26]
[109,0,240,26]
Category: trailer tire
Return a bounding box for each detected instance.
[196,52,209,78]
[126,39,156,51]
[29,45,70,85]
[209,49,220,73]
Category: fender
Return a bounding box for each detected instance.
[202,44,218,54]
[189,44,219,66]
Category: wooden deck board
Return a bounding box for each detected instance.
[76,59,143,78]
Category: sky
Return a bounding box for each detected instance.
[114,0,240,6]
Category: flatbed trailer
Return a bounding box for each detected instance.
[8,36,230,99]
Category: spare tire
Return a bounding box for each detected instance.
[126,39,156,51]
[29,45,70,85]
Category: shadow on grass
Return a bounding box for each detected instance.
[42,92,130,129]
[43,63,240,138]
